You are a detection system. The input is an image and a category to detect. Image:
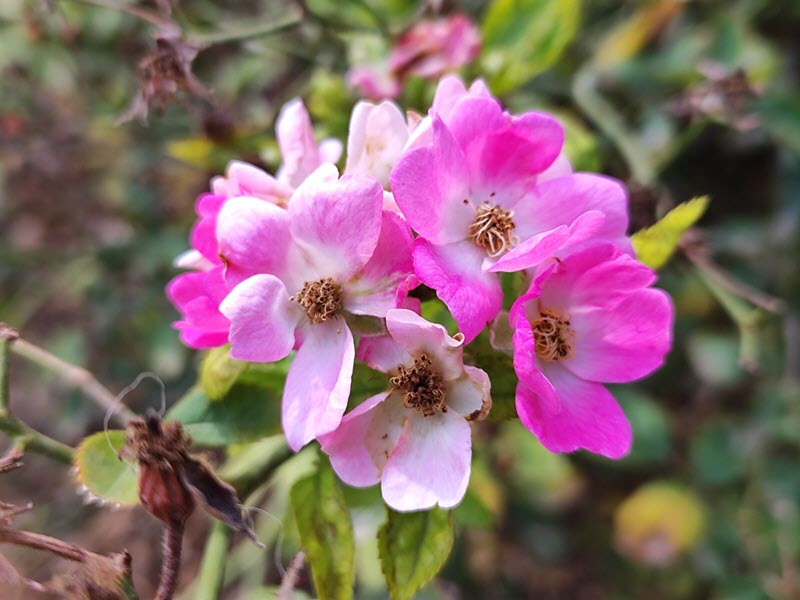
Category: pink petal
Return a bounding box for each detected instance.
[413,238,502,343]
[514,173,629,253]
[167,268,230,349]
[390,116,473,245]
[319,138,343,165]
[446,366,491,419]
[488,211,606,273]
[385,308,466,381]
[219,274,300,362]
[510,317,560,415]
[519,362,632,459]
[344,211,414,317]
[289,168,384,281]
[276,98,322,189]
[319,391,406,487]
[190,194,226,263]
[533,246,657,311]
[566,288,673,383]
[538,153,573,182]
[282,318,355,451]
[211,161,292,204]
[216,196,292,286]
[356,334,413,374]
[381,410,472,511]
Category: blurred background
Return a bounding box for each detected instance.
[0,0,799,598]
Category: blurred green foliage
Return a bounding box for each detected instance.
[1,0,799,598]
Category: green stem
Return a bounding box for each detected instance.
[194,522,232,600]
[0,330,11,415]
[0,418,74,465]
[60,0,170,28]
[573,66,656,185]
[187,12,303,47]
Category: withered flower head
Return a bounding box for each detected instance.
[122,413,262,545]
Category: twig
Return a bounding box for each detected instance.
[187,11,304,47]
[0,528,89,562]
[683,244,785,314]
[59,0,171,28]
[155,521,185,600]
[6,335,135,424]
[278,550,306,600]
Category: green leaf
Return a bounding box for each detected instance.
[73,431,139,506]
[378,507,454,600]
[481,0,581,94]
[631,195,710,270]
[291,458,355,600]
[167,384,281,446]
[200,346,247,401]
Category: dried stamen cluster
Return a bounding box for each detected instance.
[530,309,574,361]
[390,354,447,417]
[468,202,517,257]
[293,277,344,324]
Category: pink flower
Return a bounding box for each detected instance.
[390,95,631,342]
[389,14,480,81]
[320,309,491,511]
[509,245,673,459]
[167,99,340,349]
[348,14,480,100]
[217,165,414,450]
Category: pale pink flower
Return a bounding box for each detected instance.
[167,99,340,349]
[217,165,414,450]
[510,245,673,458]
[390,95,631,342]
[347,67,402,102]
[320,309,491,512]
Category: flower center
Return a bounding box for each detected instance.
[293,278,343,324]
[468,202,517,257]
[390,354,447,417]
[531,309,575,361]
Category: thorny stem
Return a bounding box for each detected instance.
[6,334,135,424]
[156,521,185,600]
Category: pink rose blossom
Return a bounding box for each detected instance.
[320,309,491,511]
[391,95,631,342]
[167,99,340,349]
[217,165,414,450]
[348,14,480,100]
[509,245,673,459]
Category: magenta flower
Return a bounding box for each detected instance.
[217,165,414,450]
[390,95,631,342]
[320,309,491,511]
[509,245,673,458]
[167,99,340,349]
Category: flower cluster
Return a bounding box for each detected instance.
[168,74,673,512]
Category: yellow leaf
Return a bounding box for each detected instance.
[631,196,710,270]
[166,137,216,169]
[594,0,685,70]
